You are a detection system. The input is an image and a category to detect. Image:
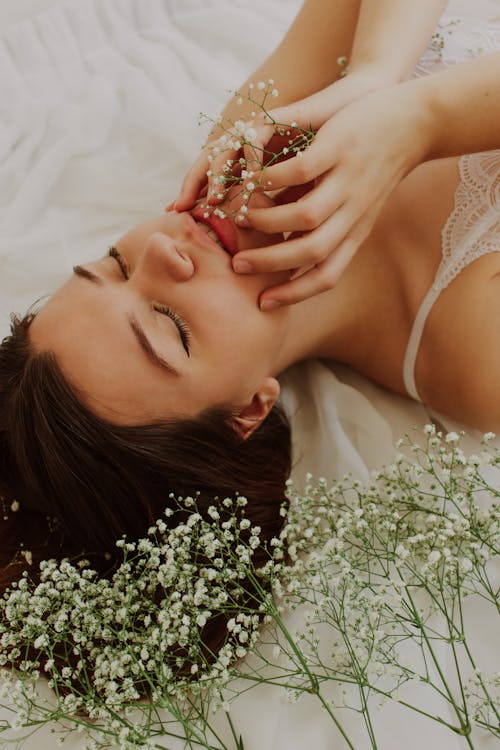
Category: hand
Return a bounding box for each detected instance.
[232,79,431,308]
[173,68,395,213]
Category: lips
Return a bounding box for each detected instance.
[190,205,238,255]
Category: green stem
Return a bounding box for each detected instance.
[404,586,472,741]
[268,605,357,750]
[225,711,245,750]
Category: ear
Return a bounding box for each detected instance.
[232,377,280,441]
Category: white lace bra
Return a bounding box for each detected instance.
[402,15,500,403]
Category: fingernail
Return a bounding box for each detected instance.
[260,299,281,311]
[235,214,250,227]
[233,259,253,273]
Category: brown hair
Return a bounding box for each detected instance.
[0,310,291,680]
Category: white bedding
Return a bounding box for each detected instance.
[0,0,498,747]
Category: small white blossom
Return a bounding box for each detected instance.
[244,127,258,142]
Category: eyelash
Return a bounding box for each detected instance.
[152,303,191,355]
[107,246,191,356]
[108,246,129,278]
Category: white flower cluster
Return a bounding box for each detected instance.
[198,79,316,224]
[0,427,498,749]
[0,494,279,748]
[250,426,499,741]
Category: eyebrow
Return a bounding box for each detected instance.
[73,265,103,285]
[128,313,180,376]
[72,264,180,377]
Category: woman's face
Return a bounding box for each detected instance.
[29,195,290,424]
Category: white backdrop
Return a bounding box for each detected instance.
[1,0,499,29]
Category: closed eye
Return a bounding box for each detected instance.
[108,246,191,356]
[108,246,129,278]
[153,304,191,356]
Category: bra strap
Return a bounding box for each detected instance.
[402,285,442,403]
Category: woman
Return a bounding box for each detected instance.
[0,0,499,649]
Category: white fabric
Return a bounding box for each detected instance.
[0,0,499,748]
[404,17,500,402]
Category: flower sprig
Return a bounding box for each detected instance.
[197,79,316,223]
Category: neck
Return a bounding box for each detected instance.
[270,288,350,376]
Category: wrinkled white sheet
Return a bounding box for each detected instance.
[0,0,498,747]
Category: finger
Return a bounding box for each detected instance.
[206,147,243,204]
[258,215,375,308]
[242,139,267,176]
[242,121,275,170]
[233,204,351,274]
[255,138,336,197]
[246,180,342,234]
[272,181,315,206]
[258,236,359,309]
[164,200,176,212]
[176,136,240,210]
[175,154,211,211]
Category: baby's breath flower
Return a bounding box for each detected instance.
[244,127,257,142]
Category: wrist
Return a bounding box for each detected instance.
[396,76,438,167]
[346,60,406,88]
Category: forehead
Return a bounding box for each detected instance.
[29,279,194,423]
[28,281,249,426]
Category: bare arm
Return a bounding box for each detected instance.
[418,49,500,157]
[176,0,448,208]
[212,0,361,131]
[218,0,448,125]
[349,0,448,81]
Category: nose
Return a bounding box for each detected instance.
[136,232,194,283]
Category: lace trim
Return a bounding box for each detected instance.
[436,151,500,291]
[412,16,500,292]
